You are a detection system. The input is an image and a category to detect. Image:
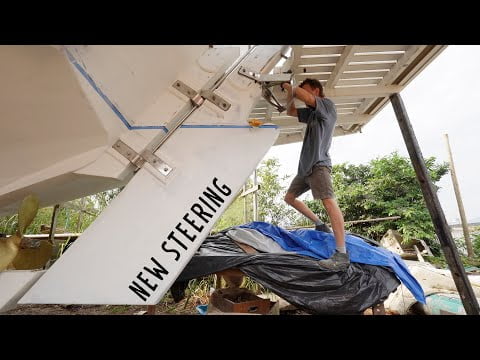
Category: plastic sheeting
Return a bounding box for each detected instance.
[241,222,425,304]
[227,227,293,254]
[174,227,403,314]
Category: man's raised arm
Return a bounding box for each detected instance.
[281,82,316,118]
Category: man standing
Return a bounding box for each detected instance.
[281,78,349,270]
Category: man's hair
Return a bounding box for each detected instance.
[299,78,324,97]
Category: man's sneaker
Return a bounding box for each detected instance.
[318,251,350,270]
[315,223,332,233]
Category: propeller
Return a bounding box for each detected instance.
[0,195,39,271]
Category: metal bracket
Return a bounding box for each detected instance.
[113,140,172,176]
[237,66,292,88]
[238,66,292,113]
[172,80,231,111]
[262,87,286,113]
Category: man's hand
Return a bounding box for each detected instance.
[281,82,292,91]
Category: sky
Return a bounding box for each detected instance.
[262,45,480,225]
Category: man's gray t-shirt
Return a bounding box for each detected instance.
[296,96,336,177]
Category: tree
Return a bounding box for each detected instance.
[212,157,298,232]
[0,188,122,235]
[212,194,249,232]
[304,152,449,243]
[257,158,298,226]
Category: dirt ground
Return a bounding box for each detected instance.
[2,290,385,315]
[3,297,199,315]
[3,303,314,315]
[4,302,383,315]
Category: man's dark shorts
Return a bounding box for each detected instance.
[287,164,334,200]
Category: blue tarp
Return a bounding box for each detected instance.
[240,221,426,304]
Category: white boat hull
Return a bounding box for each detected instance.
[0,45,286,306]
[0,45,214,216]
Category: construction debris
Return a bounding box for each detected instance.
[210,288,274,315]
[384,260,480,315]
[380,229,433,261]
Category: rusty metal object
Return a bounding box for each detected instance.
[372,302,386,315]
[210,288,272,314]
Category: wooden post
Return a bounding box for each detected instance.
[48,204,60,244]
[243,184,247,223]
[444,133,474,258]
[241,173,261,223]
[215,274,222,289]
[253,169,258,221]
[76,197,87,233]
[146,305,156,315]
[390,93,480,315]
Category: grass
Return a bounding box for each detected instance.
[107,305,131,314]
[424,255,480,269]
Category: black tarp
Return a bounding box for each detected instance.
[171,230,400,314]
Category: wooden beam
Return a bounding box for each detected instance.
[333,99,364,105]
[350,47,444,141]
[240,184,260,197]
[353,97,382,117]
[333,126,355,137]
[295,65,335,73]
[339,71,389,79]
[378,45,425,86]
[344,216,401,225]
[326,45,356,88]
[274,126,353,144]
[390,93,480,315]
[345,63,397,72]
[414,245,425,262]
[392,45,447,87]
[336,107,358,111]
[273,132,304,146]
[367,97,391,116]
[324,85,403,98]
[338,46,443,120]
[300,46,346,56]
[255,95,371,109]
[444,133,474,258]
[349,53,404,63]
[355,45,409,53]
[337,78,381,86]
[297,56,343,66]
[268,114,372,126]
[290,216,401,229]
[295,73,330,80]
[337,115,372,125]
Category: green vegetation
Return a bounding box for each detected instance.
[303,152,449,245]
[0,188,122,235]
[4,152,474,310]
